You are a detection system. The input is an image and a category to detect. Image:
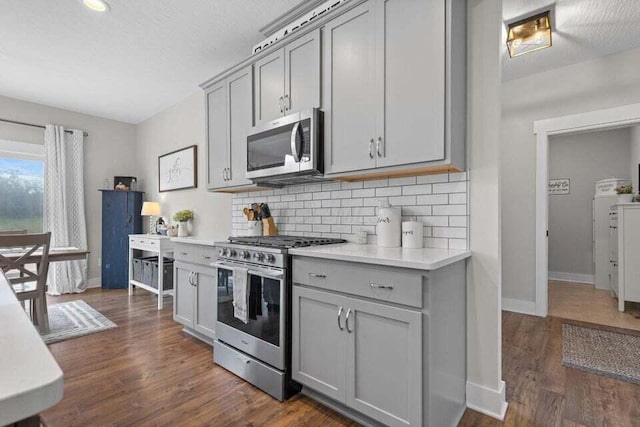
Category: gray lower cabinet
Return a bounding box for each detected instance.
[173,254,217,343]
[205,65,256,191]
[292,256,467,427]
[292,285,421,426]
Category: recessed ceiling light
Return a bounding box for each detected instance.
[506,11,552,58]
[83,0,110,13]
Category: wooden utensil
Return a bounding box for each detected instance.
[243,207,251,220]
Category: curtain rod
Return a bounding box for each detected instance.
[0,118,89,137]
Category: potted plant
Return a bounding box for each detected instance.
[616,184,634,204]
[173,210,194,237]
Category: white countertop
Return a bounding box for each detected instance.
[0,272,64,425]
[170,236,226,246]
[289,243,471,270]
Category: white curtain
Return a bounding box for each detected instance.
[44,125,87,295]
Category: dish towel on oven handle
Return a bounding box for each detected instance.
[232,267,249,324]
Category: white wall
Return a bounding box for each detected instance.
[631,126,640,192]
[502,46,640,304]
[135,91,232,239]
[548,128,631,278]
[465,0,507,419]
[0,94,137,283]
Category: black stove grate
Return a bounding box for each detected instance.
[228,235,346,249]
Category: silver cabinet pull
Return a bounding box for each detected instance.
[187,272,193,286]
[345,308,352,333]
[180,252,188,256]
[192,272,198,287]
[370,283,394,290]
[202,255,212,260]
[222,168,227,181]
[337,306,344,331]
[226,167,231,181]
[279,96,284,114]
[308,273,326,278]
[284,94,290,111]
[369,139,375,159]
[377,136,383,157]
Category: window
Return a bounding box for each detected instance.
[0,140,45,233]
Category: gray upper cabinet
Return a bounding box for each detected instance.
[206,82,228,189]
[345,296,422,427]
[292,285,347,403]
[205,65,255,191]
[322,2,377,174]
[254,49,286,124]
[285,29,321,114]
[255,29,321,125]
[376,0,446,168]
[227,67,254,187]
[324,0,463,176]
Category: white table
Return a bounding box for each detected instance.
[128,234,174,310]
[0,270,63,425]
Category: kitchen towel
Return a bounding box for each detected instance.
[232,267,249,324]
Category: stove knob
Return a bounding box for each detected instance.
[265,254,276,263]
[240,250,250,260]
[228,249,237,257]
[218,248,225,257]
[253,252,265,262]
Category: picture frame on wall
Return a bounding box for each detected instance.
[158,145,198,192]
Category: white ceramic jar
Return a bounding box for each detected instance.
[402,221,423,248]
[377,206,401,247]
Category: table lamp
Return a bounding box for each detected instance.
[141,202,161,234]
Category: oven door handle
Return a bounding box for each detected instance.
[248,269,284,280]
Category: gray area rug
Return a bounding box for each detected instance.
[37,300,117,344]
[562,323,640,385]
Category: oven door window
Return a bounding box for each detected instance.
[247,119,311,172]
[218,269,282,347]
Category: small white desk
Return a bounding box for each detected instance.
[128,234,174,310]
[0,271,63,425]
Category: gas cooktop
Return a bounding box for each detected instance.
[228,235,346,249]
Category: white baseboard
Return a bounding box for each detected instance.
[87,276,101,288]
[548,271,594,284]
[502,297,537,316]
[466,380,508,421]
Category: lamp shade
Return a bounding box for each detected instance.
[141,201,161,216]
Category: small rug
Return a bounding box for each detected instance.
[37,300,117,344]
[562,323,640,384]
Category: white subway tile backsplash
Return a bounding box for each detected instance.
[231,172,468,249]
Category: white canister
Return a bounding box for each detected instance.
[402,221,423,249]
[377,207,401,247]
[247,221,263,236]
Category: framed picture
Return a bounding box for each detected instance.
[548,178,570,195]
[158,145,197,192]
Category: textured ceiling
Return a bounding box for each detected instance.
[503,0,640,81]
[0,0,301,123]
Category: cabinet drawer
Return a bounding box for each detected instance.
[293,257,423,308]
[173,243,216,266]
[129,236,159,251]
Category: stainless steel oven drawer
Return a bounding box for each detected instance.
[214,340,285,401]
[293,256,424,308]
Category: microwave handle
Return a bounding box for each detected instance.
[290,122,301,163]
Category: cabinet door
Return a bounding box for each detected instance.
[323,2,377,174]
[193,265,217,339]
[102,191,128,289]
[285,29,321,114]
[292,286,347,403]
[173,263,195,327]
[345,296,422,426]
[227,66,254,187]
[206,82,228,189]
[254,49,285,124]
[376,0,445,168]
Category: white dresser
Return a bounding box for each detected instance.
[610,203,640,311]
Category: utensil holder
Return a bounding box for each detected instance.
[247,221,263,236]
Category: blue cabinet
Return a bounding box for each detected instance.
[100,190,143,289]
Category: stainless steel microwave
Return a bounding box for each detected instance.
[246,109,323,185]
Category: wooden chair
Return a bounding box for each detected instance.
[0,232,51,332]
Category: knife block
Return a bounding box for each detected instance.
[262,218,278,236]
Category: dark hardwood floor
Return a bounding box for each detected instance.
[42,290,640,426]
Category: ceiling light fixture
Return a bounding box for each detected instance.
[83,0,110,12]
[506,11,552,58]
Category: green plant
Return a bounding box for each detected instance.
[173,209,194,222]
[616,185,633,195]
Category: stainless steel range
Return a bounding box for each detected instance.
[212,235,346,401]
